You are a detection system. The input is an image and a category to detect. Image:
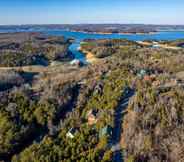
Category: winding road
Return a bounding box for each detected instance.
[111,82,184,162]
[112,89,135,162]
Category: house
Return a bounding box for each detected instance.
[143,75,152,82]
[153,41,159,45]
[178,43,184,48]
[144,74,157,82]
[152,80,161,87]
[137,69,147,78]
[50,61,60,66]
[151,41,160,48]
[66,128,78,139]
[86,109,98,125]
[70,59,83,66]
[171,78,179,85]
[99,125,113,138]
[152,44,160,48]
[78,79,87,85]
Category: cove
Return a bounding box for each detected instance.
[44,30,184,62]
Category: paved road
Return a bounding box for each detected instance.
[111,83,184,162]
[112,89,135,162]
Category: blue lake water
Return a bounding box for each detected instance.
[1,29,184,62]
[45,30,184,41]
[44,30,184,62]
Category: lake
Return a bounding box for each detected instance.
[45,30,184,41]
[1,29,184,62]
[44,30,184,62]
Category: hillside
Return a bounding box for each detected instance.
[0,34,184,162]
[0,33,72,67]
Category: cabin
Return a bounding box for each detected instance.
[66,128,78,139]
[99,125,113,138]
[86,109,98,125]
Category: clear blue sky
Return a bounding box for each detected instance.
[0,0,184,25]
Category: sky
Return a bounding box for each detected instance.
[0,0,184,25]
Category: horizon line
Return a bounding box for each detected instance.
[0,23,184,26]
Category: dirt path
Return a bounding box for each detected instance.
[0,65,47,73]
[0,63,80,75]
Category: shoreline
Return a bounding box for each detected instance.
[77,46,98,63]
[69,29,157,35]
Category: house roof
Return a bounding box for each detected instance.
[99,125,112,137]
[137,69,147,78]
[70,59,81,65]
[68,128,78,135]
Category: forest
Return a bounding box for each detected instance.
[0,33,184,162]
[0,33,72,67]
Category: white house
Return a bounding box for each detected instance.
[66,128,78,139]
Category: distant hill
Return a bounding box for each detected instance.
[1,24,184,34]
